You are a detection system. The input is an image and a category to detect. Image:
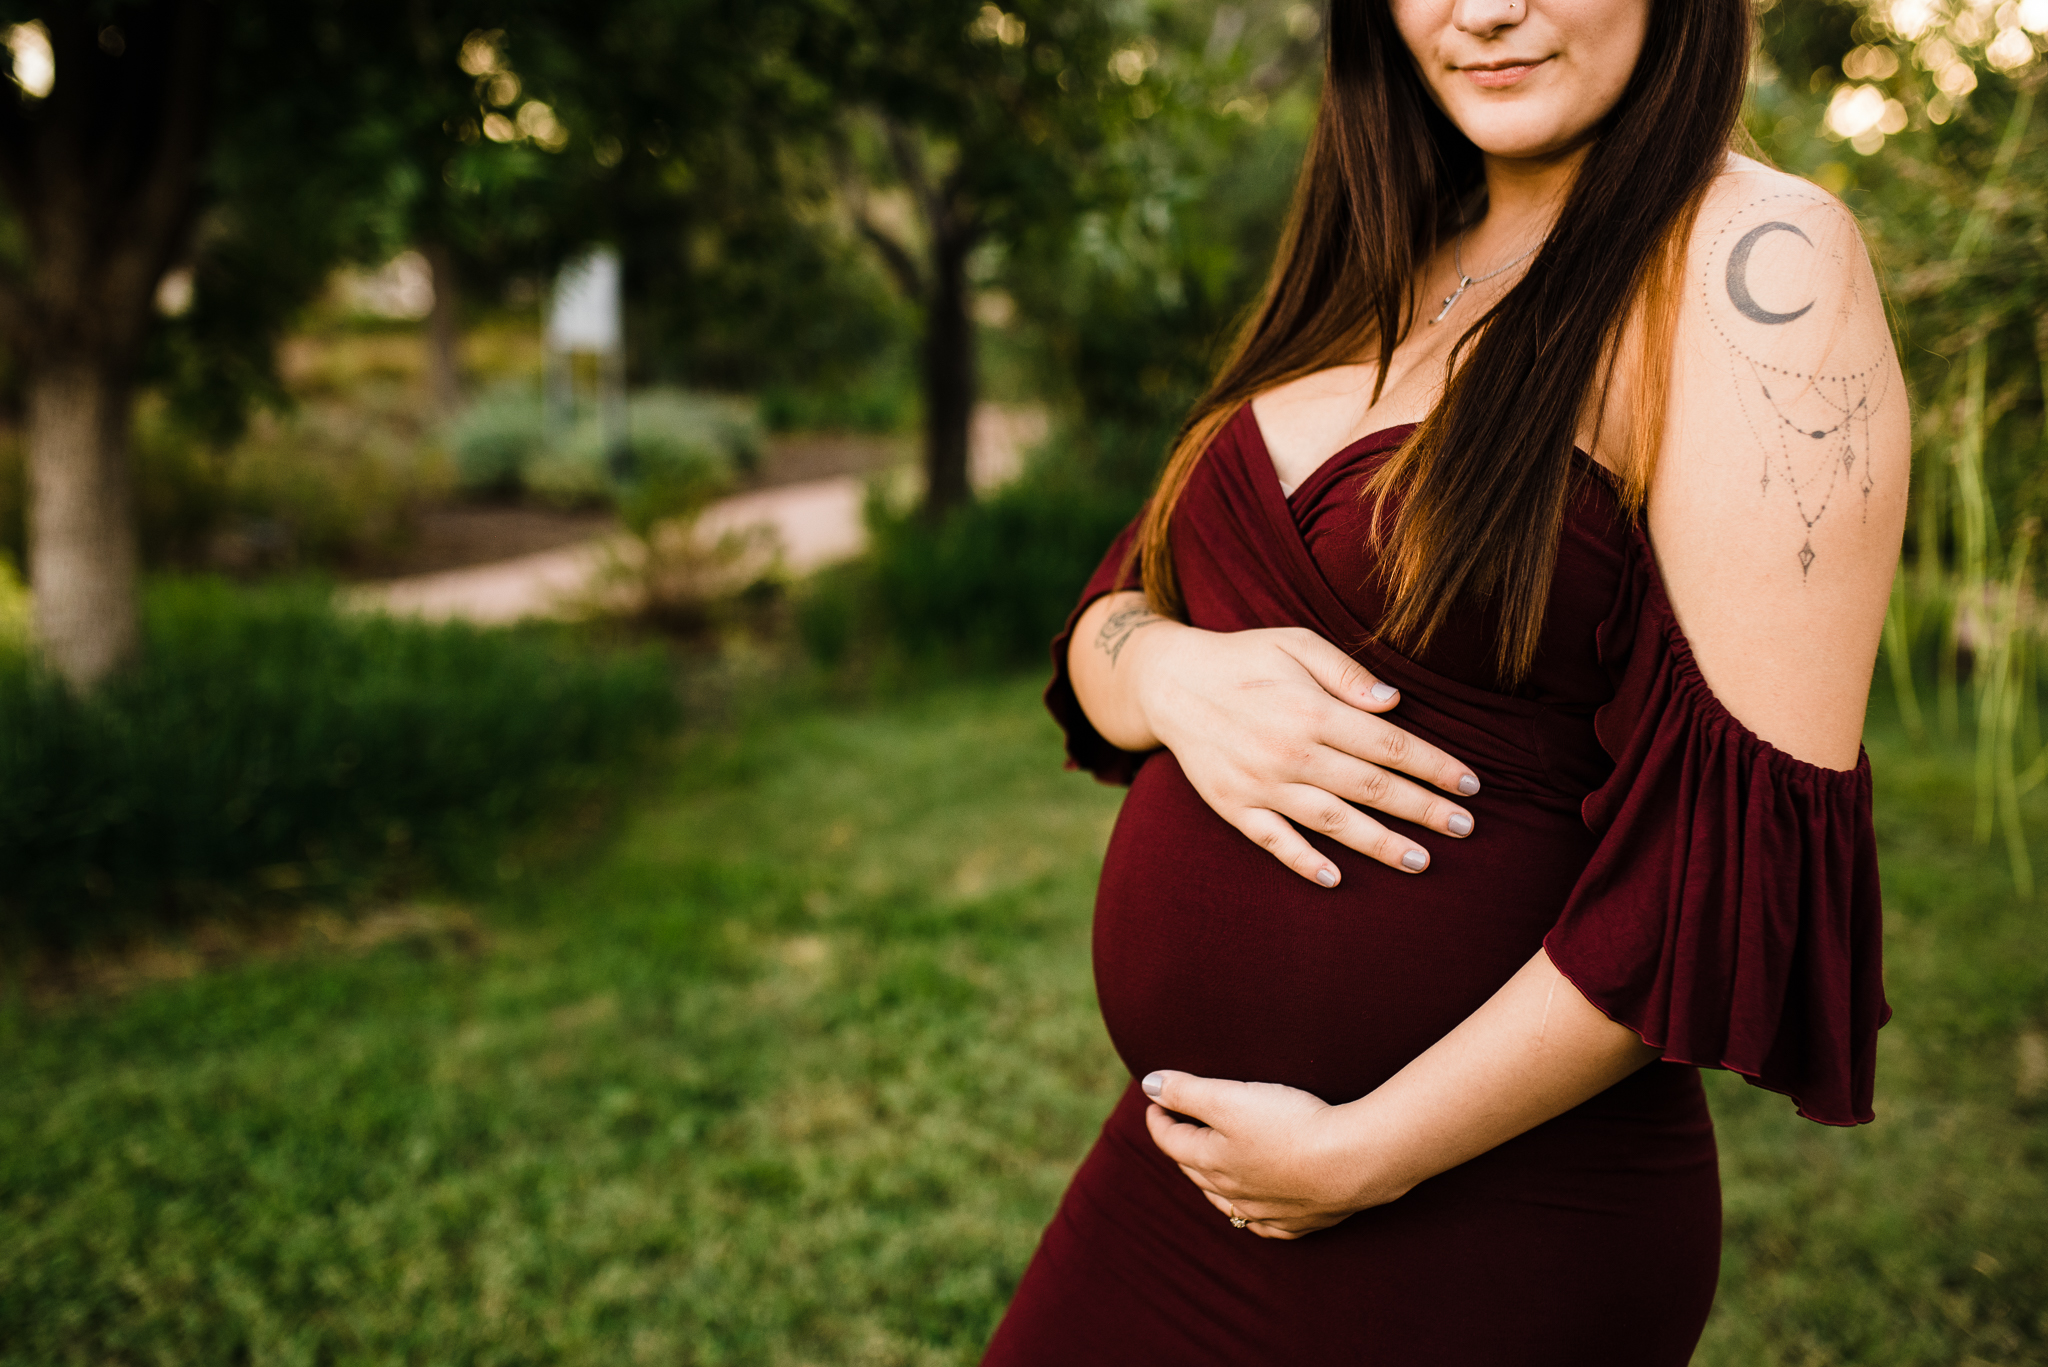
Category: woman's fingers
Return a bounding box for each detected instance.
[1143,1071,1350,1242]
[1271,784,1438,875]
[1323,707,1482,800]
[1271,627,1481,797]
[1142,1070,1244,1131]
[1233,806,1355,886]
[1230,772,1461,881]
[1232,795,1431,882]
[1150,624,1484,885]
[1192,1184,1323,1240]
[1275,629,1404,715]
[1307,750,1473,839]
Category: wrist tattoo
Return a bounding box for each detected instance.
[1096,604,1164,666]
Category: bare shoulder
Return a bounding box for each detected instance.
[1680,159,1890,388]
[1649,157,1909,768]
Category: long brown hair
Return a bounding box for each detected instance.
[1132,0,1751,681]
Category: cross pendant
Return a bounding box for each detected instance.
[1429,275,1473,325]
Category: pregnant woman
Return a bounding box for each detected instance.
[983,0,1904,1362]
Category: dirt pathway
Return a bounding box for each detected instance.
[352,404,1047,625]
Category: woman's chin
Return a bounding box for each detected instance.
[1455,121,1600,168]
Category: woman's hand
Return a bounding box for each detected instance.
[1142,954,1661,1243]
[1068,592,1481,885]
[1139,1070,1401,1240]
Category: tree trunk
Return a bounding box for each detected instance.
[921,230,977,519]
[423,240,462,416]
[28,357,141,683]
[0,0,215,688]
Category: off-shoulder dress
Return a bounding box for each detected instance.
[982,407,1888,1365]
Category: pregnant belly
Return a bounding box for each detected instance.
[1094,751,1599,1105]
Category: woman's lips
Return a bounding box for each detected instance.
[1462,57,1549,89]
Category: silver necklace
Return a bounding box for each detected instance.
[1428,233,1541,324]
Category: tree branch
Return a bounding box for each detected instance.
[933,163,983,258]
[0,87,34,213]
[0,262,33,353]
[882,117,941,234]
[831,129,927,301]
[101,0,216,353]
[856,217,928,301]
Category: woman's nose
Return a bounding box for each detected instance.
[1451,0,1525,38]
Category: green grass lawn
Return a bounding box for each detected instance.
[3,674,2044,1364]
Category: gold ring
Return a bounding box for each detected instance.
[1228,1208,1249,1229]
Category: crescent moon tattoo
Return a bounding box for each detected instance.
[1726,221,1816,325]
[1705,196,1889,580]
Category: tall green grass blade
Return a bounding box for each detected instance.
[1949,84,2035,268]
[1883,569,1926,743]
[1994,527,2035,893]
[1955,342,1992,590]
[1958,342,1998,840]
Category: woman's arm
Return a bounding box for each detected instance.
[1645,167,1906,769]
[1068,591,1484,883]
[1147,166,1910,1233]
[1144,948,1653,1236]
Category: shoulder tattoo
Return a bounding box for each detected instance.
[1701,191,1893,579]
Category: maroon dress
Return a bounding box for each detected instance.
[984,408,1887,1365]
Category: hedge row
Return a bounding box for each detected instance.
[1,580,677,946]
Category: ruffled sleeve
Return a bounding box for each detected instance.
[1544,526,1891,1126]
[1043,515,1153,785]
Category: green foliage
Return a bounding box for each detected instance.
[618,138,922,396]
[793,559,871,667]
[854,456,1141,670]
[809,0,1155,253]
[0,549,27,647]
[609,388,758,492]
[135,401,451,573]
[1753,1,2048,556]
[0,677,2040,1362]
[1010,16,1321,493]
[447,385,758,508]
[0,426,19,576]
[0,675,1129,1366]
[2,394,450,576]
[799,8,1326,672]
[758,363,918,434]
[136,1,470,443]
[0,580,677,948]
[446,383,546,496]
[613,452,729,544]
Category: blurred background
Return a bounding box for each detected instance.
[0,0,2043,1361]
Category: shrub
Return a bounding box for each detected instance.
[449,385,759,505]
[758,368,916,434]
[0,580,677,948]
[447,383,546,496]
[858,465,1141,671]
[3,399,448,575]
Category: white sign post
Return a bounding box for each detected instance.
[543,246,628,473]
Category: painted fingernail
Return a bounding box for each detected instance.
[1370,683,1397,702]
[1448,813,1473,837]
[1401,849,1428,871]
[1315,867,1338,888]
[1457,774,1481,796]
[1142,1072,1166,1099]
